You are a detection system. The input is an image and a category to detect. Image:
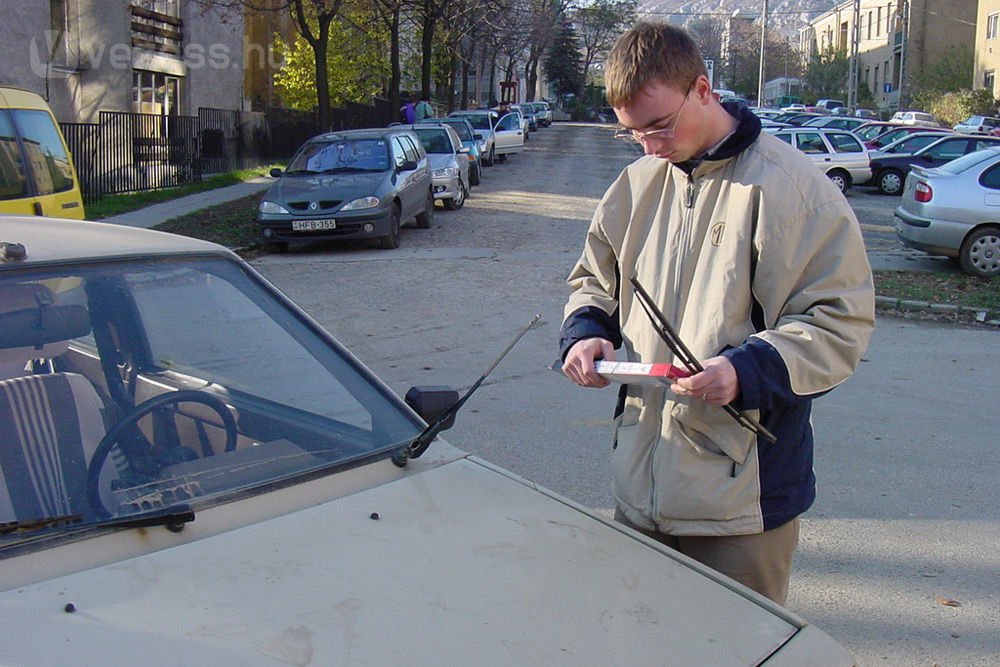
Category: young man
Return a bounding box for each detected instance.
[559,22,875,605]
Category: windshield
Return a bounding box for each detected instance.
[414,128,453,154]
[287,138,389,173]
[0,257,422,541]
[452,113,492,131]
[442,122,473,141]
[939,149,1000,174]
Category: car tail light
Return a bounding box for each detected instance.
[914,182,933,203]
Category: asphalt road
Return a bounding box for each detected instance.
[252,123,1000,666]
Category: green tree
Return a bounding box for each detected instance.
[912,89,998,127]
[273,4,390,110]
[914,45,974,93]
[545,16,584,98]
[803,47,849,101]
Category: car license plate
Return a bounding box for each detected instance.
[292,219,336,231]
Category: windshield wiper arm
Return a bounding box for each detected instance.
[392,314,541,466]
[94,504,196,533]
[0,513,83,535]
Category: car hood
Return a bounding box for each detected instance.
[427,154,458,170]
[0,456,848,665]
[267,172,388,203]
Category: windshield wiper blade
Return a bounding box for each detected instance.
[94,504,196,533]
[0,513,83,535]
[392,314,541,466]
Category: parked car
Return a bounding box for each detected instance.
[597,106,617,123]
[532,100,553,126]
[426,117,481,186]
[866,125,952,150]
[854,108,879,119]
[0,216,856,665]
[868,131,955,158]
[511,104,538,132]
[895,146,1000,276]
[815,98,845,112]
[0,85,85,219]
[448,110,525,161]
[752,108,784,120]
[868,134,1000,195]
[952,115,1000,135]
[799,115,869,131]
[853,121,900,144]
[773,111,824,126]
[407,124,471,210]
[258,127,434,251]
[447,109,497,166]
[889,110,940,127]
[772,127,872,192]
[451,109,525,161]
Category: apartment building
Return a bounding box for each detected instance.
[975,0,1000,96]
[799,0,977,112]
[2,0,245,123]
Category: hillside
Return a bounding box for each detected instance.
[638,0,840,38]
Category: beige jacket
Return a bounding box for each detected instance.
[564,131,875,536]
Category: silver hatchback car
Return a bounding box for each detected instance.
[895,146,1000,276]
[772,127,872,192]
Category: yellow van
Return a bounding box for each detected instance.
[0,86,85,219]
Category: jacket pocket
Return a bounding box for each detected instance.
[669,400,755,465]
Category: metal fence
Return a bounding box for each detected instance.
[60,100,394,203]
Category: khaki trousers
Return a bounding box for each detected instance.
[614,509,799,605]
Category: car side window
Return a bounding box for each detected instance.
[796,132,828,154]
[400,135,420,163]
[774,133,792,145]
[925,139,966,160]
[980,163,1000,190]
[829,133,863,153]
[975,139,999,151]
[390,136,407,168]
[497,114,519,131]
[0,111,28,200]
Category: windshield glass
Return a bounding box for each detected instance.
[288,138,389,172]
[452,113,492,131]
[442,122,473,141]
[0,257,422,541]
[414,129,452,154]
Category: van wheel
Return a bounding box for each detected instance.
[415,191,434,229]
[470,163,481,186]
[379,204,401,249]
[959,226,1000,277]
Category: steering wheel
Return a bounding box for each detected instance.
[87,390,238,518]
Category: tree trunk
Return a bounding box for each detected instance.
[420,0,436,98]
[389,6,401,113]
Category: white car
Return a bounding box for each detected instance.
[890,110,940,127]
[952,115,1000,135]
[450,109,525,162]
[0,216,854,665]
[772,127,872,192]
[409,124,471,210]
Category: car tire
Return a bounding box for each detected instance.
[826,169,850,193]
[484,146,495,166]
[379,204,401,249]
[263,240,288,253]
[414,190,434,229]
[444,181,466,210]
[470,163,481,186]
[959,226,1000,277]
[877,169,904,195]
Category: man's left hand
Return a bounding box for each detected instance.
[671,356,739,406]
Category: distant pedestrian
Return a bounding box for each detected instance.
[400,97,416,124]
[415,95,433,121]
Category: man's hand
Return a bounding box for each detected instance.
[562,338,616,388]
[671,356,740,406]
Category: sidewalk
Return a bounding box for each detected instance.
[100,176,273,229]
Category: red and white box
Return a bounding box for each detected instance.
[593,360,691,386]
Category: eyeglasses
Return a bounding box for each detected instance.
[613,82,695,144]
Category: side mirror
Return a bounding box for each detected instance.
[473,132,484,140]
[399,160,418,172]
[269,168,283,177]
[458,146,470,154]
[405,386,459,430]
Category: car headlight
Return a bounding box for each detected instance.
[341,196,380,211]
[433,167,458,178]
[259,200,289,215]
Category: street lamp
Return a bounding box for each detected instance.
[757,0,768,107]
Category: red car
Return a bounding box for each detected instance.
[866,124,953,150]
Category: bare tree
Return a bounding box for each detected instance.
[573,0,636,82]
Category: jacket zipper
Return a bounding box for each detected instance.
[648,170,700,522]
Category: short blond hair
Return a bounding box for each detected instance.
[605,22,708,108]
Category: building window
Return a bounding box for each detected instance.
[988,14,999,40]
[135,0,179,17]
[985,70,996,93]
[876,7,882,36]
[133,70,181,115]
[867,11,873,40]
[874,65,880,90]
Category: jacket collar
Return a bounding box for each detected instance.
[674,102,762,175]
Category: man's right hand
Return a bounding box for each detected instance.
[562,338,616,388]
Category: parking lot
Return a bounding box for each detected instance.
[252,122,999,666]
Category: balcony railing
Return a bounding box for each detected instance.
[130,4,183,56]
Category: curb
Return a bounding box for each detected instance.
[875,295,1000,327]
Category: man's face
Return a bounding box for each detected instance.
[613,79,705,162]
